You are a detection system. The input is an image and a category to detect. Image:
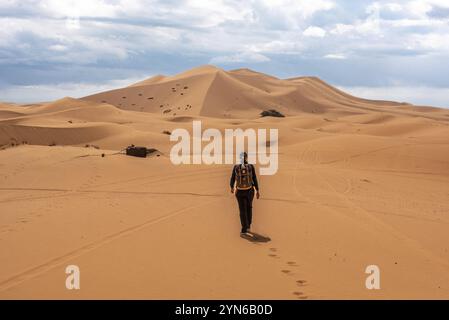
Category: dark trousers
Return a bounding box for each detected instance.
[235,188,254,233]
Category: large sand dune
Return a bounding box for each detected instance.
[1,66,449,299]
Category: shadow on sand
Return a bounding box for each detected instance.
[240,232,271,243]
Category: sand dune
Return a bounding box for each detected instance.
[1,66,449,299]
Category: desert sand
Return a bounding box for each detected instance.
[0,65,449,299]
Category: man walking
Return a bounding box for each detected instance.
[230,152,260,236]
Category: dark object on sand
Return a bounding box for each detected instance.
[260,109,285,118]
[125,145,159,158]
[126,145,148,158]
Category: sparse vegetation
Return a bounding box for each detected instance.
[260,109,285,118]
[0,139,28,150]
[162,130,171,135]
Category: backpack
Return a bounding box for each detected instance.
[235,164,253,190]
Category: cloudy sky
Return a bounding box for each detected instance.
[1,0,449,107]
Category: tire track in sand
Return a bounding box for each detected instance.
[0,198,220,292]
[295,142,449,271]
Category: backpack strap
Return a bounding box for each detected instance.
[247,164,253,185]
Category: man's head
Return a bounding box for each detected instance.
[240,151,248,164]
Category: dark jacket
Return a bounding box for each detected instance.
[230,164,259,191]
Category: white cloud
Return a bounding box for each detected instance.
[408,33,449,51]
[390,18,445,27]
[260,0,335,21]
[330,23,355,35]
[303,26,326,37]
[0,77,148,103]
[247,38,305,54]
[324,53,346,59]
[48,44,68,51]
[384,3,403,12]
[407,0,433,17]
[210,51,270,64]
[424,0,449,8]
[38,0,122,18]
[1,0,449,106]
[180,0,253,27]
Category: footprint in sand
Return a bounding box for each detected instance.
[293,291,308,299]
[296,280,307,286]
[268,248,280,258]
[265,248,308,296]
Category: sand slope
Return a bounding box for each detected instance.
[85,65,437,118]
[0,66,449,299]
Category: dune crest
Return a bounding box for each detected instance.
[82,65,449,119]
